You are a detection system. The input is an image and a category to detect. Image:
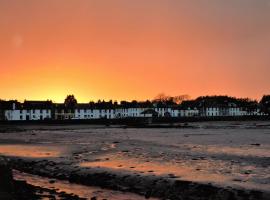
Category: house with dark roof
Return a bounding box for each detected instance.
[141,109,158,118]
[54,103,75,120]
[4,101,52,121]
[74,104,105,119]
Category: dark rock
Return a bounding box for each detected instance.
[49,179,56,184]
[250,143,261,146]
[0,157,14,192]
[145,189,152,199]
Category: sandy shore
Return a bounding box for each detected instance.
[0,121,269,199]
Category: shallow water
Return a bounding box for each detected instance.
[0,144,64,158]
[80,155,231,182]
[13,170,158,200]
[79,153,270,192]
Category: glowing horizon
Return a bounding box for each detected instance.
[1,0,270,103]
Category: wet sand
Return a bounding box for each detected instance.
[14,170,158,200]
[0,121,269,199]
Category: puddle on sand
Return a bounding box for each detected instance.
[13,170,158,200]
[0,145,63,158]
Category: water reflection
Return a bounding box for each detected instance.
[14,170,159,200]
[80,155,230,183]
[0,145,63,158]
[79,154,270,191]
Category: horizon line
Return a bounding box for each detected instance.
[0,94,265,104]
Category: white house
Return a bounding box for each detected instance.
[154,107,172,117]
[75,108,101,119]
[5,101,52,121]
[178,108,199,117]
[201,104,261,117]
[115,107,148,118]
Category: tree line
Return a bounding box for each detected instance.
[63,94,270,114]
[1,94,270,115]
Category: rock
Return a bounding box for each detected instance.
[145,189,152,199]
[49,179,56,184]
[250,143,261,146]
[0,157,14,192]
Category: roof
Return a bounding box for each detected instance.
[23,101,53,109]
[141,109,158,115]
[76,104,95,109]
[0,100,22,110]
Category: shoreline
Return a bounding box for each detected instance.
[0,123,269,199]
[0,119,270,133]
[0,157,85,200]
[0,115,270,127]
[3,156,269,200]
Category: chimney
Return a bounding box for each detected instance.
[12,103,15,110]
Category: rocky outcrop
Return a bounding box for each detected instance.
[0,157,14,199]
[0,157,89,200]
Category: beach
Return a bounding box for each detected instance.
[0,121,269,199]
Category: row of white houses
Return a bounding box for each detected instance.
[73,107,199,119]
[2,101,266,121]
[5,109,52,121]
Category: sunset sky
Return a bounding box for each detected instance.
[0,0,270,102]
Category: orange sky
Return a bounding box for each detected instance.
[0,0,270,102]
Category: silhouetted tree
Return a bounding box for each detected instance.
[64,95,77,109]
[260,95,270,114]
[172,95,190,104]
[153,93,169,103]
[153,93,189,105]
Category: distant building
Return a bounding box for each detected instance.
[141,109,158,118]
[1,95,269,121]
[54,104,75,120]
[4,101,52,121]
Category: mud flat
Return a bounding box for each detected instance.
[0,121,270,199]
[4,157,268,200]
[0,157,92,200]
[1,157,156,200]
[13,169,157,200]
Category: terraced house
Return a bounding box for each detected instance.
[3,101,52,121]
